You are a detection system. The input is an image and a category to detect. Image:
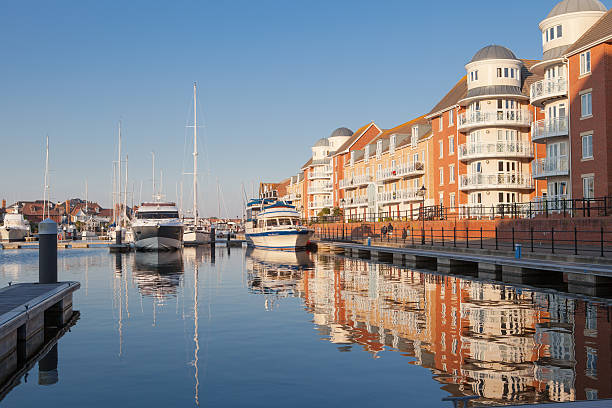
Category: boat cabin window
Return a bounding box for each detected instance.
[258,220,264,228]
[266,219,278,227]
[136,211,179,219]
[293,219,301,226]
[278,218,292,226]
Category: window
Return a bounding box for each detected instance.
[439,168,444,185]
[556,25,562,38]
[582,134,593,159]
[364,145,369,163]
[411,126,418,147]
[448,109,454,125]
[376,140,382,158]
[549,27,555,40]
[583,176,594,199]
[439,140,443,158]
[278,218,292,226]
[580,51,591,75]
[438,117,443,131]
[497,68,502,77]
[449,193,456,209]
[581,92,592,117]
[449,136,454,154]
[504,67,509,77]
[266,219,278,227]
[390,135,396,154]
[449,164,455,183]
[350,151,355,166]
[586,347,597,378]
[439,192,444,207]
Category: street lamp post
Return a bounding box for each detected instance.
[418,185,427,245]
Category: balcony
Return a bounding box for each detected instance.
[341,196,368,208]
[531,117,568,143]
[377,162,425,182]
[458,142,534,162]
[377,189,421,204]
[530,77,567,107]
[459,173,534,191]
[532,157,569,179]
[339,175,372,190]
[308,167,333,180]
[458,109,532,131]
[309,199,333,210]
[307,183,332,195]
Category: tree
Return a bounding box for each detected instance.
[317,207,331,217]
[331,207,343,217]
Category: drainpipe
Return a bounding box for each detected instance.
[564,56,572,199]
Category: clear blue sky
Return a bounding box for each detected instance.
[0,0,599,217]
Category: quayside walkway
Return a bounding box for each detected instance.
[316,240,612,297]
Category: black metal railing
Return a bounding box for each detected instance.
[308,196,612,224]
[313,223,612,258]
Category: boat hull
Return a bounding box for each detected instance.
[0,228,28,242]
[133,225,183,251]
[183,230,211,246]
[246,229,313,250]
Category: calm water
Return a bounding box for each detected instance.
[0,246,610,407]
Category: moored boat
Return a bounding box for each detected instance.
[245,201,312,250]
[0,210,30,242]
[132,202,184,251]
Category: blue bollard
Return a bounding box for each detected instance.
[515,243,522,259]
[367,237,371,246]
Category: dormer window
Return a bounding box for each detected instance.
[376,140,382,158]
[364,145,370,163]
[411,126,418,147]
[390,135,396,154]
[470,70,478,82]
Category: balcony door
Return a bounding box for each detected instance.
[546,142,567,172]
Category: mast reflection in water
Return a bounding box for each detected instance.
[132,251,184,302]
[246,252,612,406]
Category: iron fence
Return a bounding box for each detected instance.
[309,196,612,224]
[314,223,612,258]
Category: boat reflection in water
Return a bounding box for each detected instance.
[132,251,184,302]
[245,251,612,406]
[246,248,313,309]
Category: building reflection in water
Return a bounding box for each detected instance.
[245,251,612,406]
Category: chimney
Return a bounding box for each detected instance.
[66,200,70,215]
[1,199,5,209]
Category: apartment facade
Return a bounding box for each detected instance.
[274,0,610,220]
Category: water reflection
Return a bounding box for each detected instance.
[246,252,612,406]
[132,251,184,302]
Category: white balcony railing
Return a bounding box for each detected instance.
[531,195,570,212]
[309,200,333,210]
[377,189,421,204]
[341,196,368,208]
[458,109,532,131]
[339,174,372,189]
[376,161,425,181]
[459,173,534,191]
[530,77,567,105]
[531,116,569,142]
[458,142,534,161]
[307,183,332,195]
[308,167,333,180]
[532,157,569,178]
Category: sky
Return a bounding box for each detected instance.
[0,0,603,218]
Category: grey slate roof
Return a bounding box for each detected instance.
[314,138,329,147]
[547,0,606,19]
[565,9,612,55]
[329,127,354,138]
[543,45,569,61]
[466,85,524,99]
[470,45,518,63]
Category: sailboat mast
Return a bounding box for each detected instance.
[151,151,156,201]
[118,122,122,227]
[193,82,198,226]
[124,154,128,224]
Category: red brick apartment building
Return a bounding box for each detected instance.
[273,0,612,220]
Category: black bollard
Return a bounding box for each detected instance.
[210,227,216,246]
[115,228,122,246]
[38,344,59,385]
[39,219,58,284]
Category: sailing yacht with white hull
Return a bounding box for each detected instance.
[183,82,210,246]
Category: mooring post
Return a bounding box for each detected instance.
[38,344,59,385]
[210,226,216,246]
[39,218,58,284]
[115,228,122,246]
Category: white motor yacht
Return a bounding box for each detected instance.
[132,203,184,251]
[245,201,312,250]
[0,210,30,242]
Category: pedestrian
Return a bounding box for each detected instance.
[388,223,394,234]
[381,225,387,237]
[402,227,407,240]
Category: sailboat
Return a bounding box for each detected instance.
[184,82,210,246]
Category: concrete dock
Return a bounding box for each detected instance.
[0,282,80,384]
[317,240,612,297]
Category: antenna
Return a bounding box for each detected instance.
[43,134,50,220]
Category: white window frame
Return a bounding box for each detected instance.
[449,193,456,211]
[439,140,443,158]
[438,116,443,131]
[448,135,454,155]
[581,91,592,118]
[376,140,382,158]
[449,164,455,183]
[390,135,396,154]
[364,145,369,163]
[448,109,454,126]
[580,51,591,75]
[439,167,444,185]
[582,175,594,199]
[582,134,593,160]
